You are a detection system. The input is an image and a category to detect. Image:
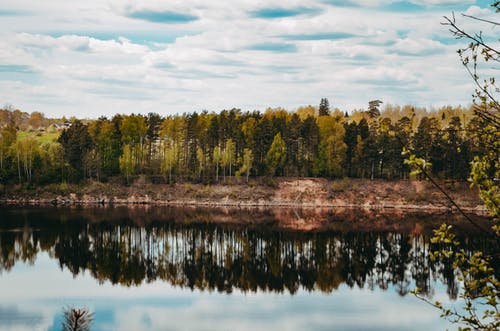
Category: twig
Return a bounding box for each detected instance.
[462,13,500,26]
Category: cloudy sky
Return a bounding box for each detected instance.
[0,0,497,118]
[1,253,452,331]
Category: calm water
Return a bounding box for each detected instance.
[0,206,496,331]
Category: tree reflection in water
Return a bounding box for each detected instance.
[0,207,497,299]
[62,307,93,331]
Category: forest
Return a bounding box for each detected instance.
[0,99,489,185]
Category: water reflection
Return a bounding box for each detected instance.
[0,206,496,300]
[62,307,94,331]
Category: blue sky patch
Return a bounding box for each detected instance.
[0,67,40,84]
[281,32,356,41]
[251,7,322,19]
[247,43,297,52]
[321,1,360,8]
[264,65,301,74]
[0,9,30,16]
[0,64,35,73]
[45,31,199,46]
[350,54,375,62]
[128,10,198,24]
[153,62,176,70]
[382,1,426,12]
[205,58,247,67]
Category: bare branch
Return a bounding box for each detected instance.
[462,13,500,26]
[442,14,500,58]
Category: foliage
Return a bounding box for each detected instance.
[222,138,236,180]
[57,120,92,182]
[319,98,330,117]
[119,144,134,184]
[411,3,500,330]
[236,148,254,182]
[0,98,493,185]
[266,133,287,176]
[316,115,346,178]
[160,140,179,183]
[415,224,499,330]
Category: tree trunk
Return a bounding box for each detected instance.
[370,161,374,180]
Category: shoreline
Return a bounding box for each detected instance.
[0,196,489,214]
[0,177,489,215]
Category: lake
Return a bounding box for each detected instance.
[0,206,496,331]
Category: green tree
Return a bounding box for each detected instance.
[146,112,163,170]
[196,146,205,181]
[97,120,121,178]
[119,144,134,184]
[236,148,254,183]
[315,115,347,178]
[14,137,39,183]
[160,141,178,183]
[266,133,286,176]
[58,120,92,182]
[213,145,222,182]
[38,142,64,184]
[222,138,236,181]
[344,121,358,177]
[443,116,470,179]
[120,114,147,173]
[241,117,257,149]
[255,116,274,175]
[161,116,187,179]
[0,123,16,173]
[414,117,435,162]
[300,115,319,177]
[284,113,301,176]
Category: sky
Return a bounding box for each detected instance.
[0,253,453,331]
[0,0,498,118]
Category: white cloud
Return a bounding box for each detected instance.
[0,0,489,117]
[392,37,446,55]
[464,5,493,17]
[0,252,454,331]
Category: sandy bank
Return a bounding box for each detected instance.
[0,177,488,215]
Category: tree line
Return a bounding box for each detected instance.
[0,100,487,185]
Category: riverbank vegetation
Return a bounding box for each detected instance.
[0,101,487,187]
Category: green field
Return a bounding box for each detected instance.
[17,131,60,144]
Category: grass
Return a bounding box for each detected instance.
[17,131,60,144]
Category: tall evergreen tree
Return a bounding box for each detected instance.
[368,100,383,119]
[58,120,93,182]
[319,98,330,117]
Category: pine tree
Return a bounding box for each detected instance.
[319,98,330,117]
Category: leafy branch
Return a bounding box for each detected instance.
[413,224,500,331]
